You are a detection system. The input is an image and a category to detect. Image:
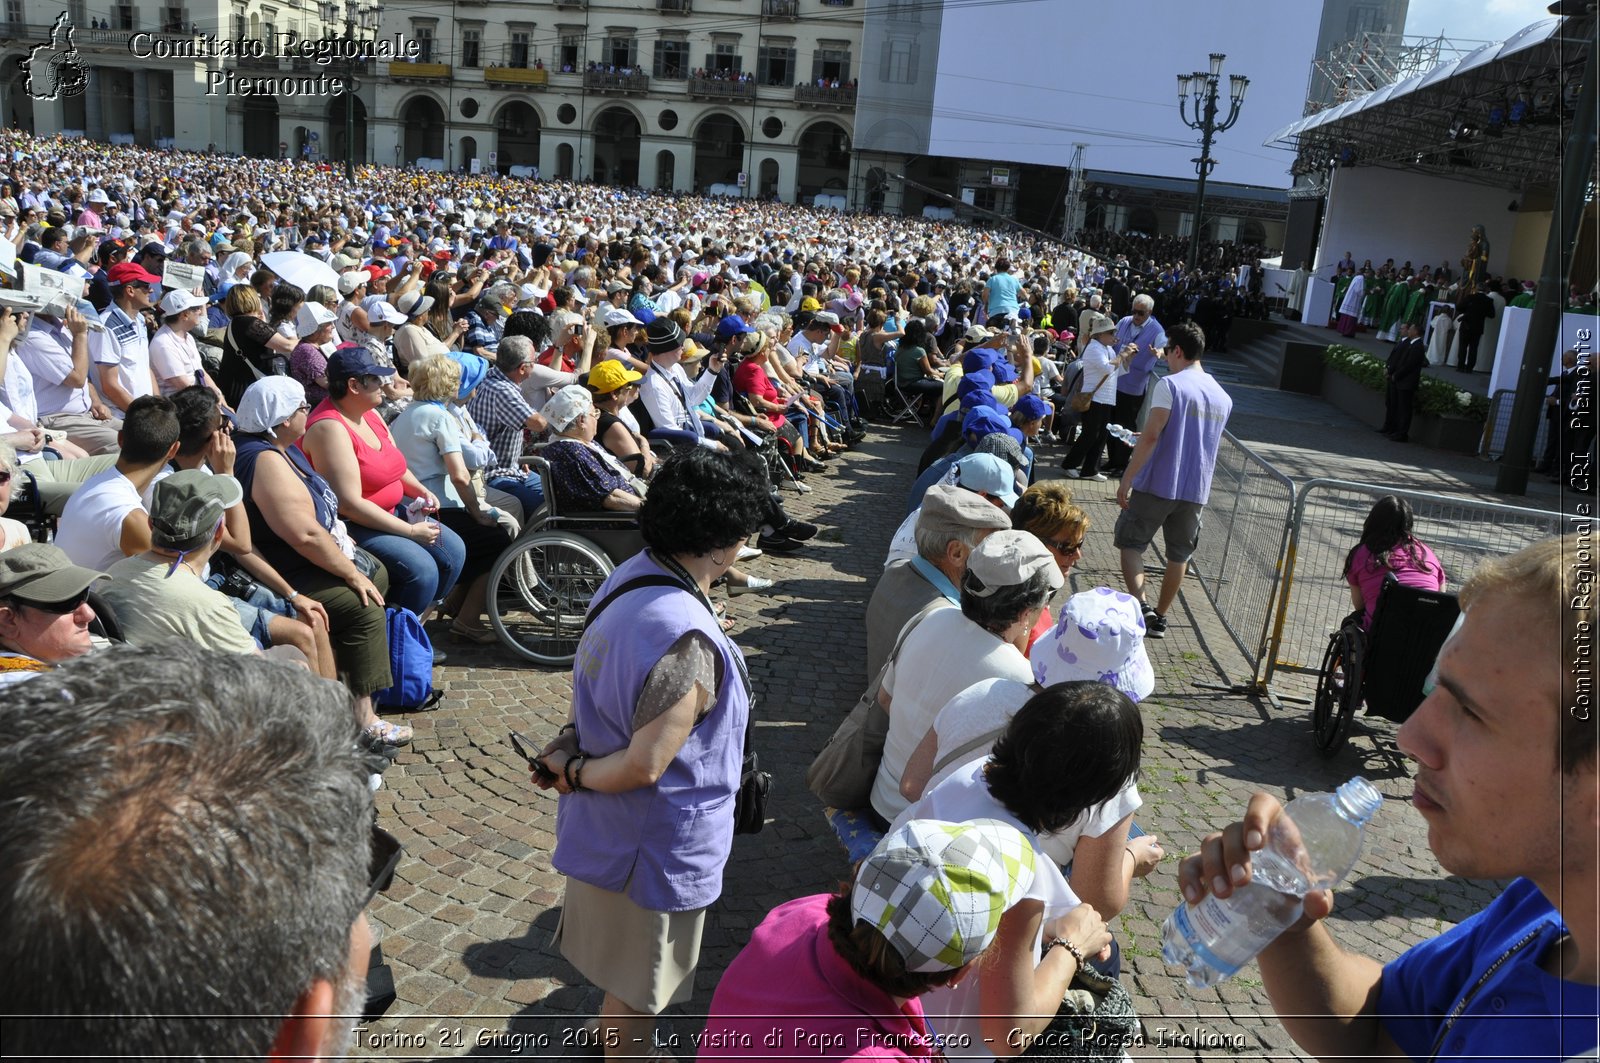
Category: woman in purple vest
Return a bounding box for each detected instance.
[533,446,771,1058]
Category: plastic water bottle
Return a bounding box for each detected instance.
[1105,423,1139,447]
[1161,776,1383,988]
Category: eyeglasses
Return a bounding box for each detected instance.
[363,826,404,908]
[20,587,92,615]
[356,374,384,390]
[1041,534,1085,557]
[295,403,312,413]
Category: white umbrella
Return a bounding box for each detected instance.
[261,251,340,293]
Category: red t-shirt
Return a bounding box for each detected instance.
[306,401,408,513]
[733,360,786,429]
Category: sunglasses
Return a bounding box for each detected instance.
[21,586,92,615]
[1040,533,1085,557]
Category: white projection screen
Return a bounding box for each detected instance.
[916,0,1322,189]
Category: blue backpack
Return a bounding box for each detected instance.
[374,608,443,711]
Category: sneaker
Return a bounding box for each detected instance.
[1141,604,1159,623]
[432,647,448,665]
[1145,613,1169,639]
[756,532,804,554]
[778,519,819,541]
[1064,468,1083,479]
[1085,472,1109,482]
[364,719,415,747]
[730,575,778,597]
[736,544,763,561]
[792,481,813,494]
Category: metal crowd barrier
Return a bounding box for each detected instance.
[1179,432,1297,679]
[1261,479,1579,688]
[1482,388,1551,460]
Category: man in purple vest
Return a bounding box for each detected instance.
[1113,322,1231,638]
[1104,293,1167,473]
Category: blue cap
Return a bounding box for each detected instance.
[962,347,1000,374]
[326,343,396,381]
[1012,393,1051,422]
[961,406,1010,439]
[956,369,995,398]
[716,314,754,340]
[456,352,489,398]
[991,359,1018,384]
[960,388,1004,413]
[953,452,1020,508]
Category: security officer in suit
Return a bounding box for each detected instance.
[1379,320,1428,442]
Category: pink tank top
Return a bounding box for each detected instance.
[306,400,408,513]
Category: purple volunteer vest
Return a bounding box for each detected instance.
[552,550,750,912]
[1129,367,1232,505]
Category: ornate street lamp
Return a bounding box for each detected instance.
[1177,53,1248,270]
[320,0,383,181]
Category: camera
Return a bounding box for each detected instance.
[216,567,262,603]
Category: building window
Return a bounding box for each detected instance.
[163,5,184,31]
[461,28,481,68]
[757,44,795,86]
[509,31,530,68]
[559,34,580,71]
[887,0,916,21]
[812,47,849,85]
[705,42,741,74]
[606,35,637,70]
[414,25,433,62]
[113,3,134,29]
[68,0,87,26]
[654,39,687,79]
[1347,5,1382,35]
[7,0,26,25]
[881,38,918,84]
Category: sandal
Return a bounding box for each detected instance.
[448,622,499,644]
[713,602,735,633]
[364,719,414,747]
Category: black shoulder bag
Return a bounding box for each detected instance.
[583,567,770,835]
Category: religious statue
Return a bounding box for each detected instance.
[1461,223,1490,295]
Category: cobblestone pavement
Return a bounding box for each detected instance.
[356,385,1511,1060]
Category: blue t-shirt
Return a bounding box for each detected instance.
[389,401,463,508]
[1378,878,1598,1062]
[985,271,1022,318]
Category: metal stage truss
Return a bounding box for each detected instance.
[1270,12,1596,192]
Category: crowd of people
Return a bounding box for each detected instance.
[0,129,1592,1063]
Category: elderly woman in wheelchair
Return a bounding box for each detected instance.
[1314,495,1454,756]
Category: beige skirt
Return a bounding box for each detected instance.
[553,876,708,1014]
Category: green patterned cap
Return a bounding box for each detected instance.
[852,818,1036,973]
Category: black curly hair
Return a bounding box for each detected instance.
[640,447,768,557]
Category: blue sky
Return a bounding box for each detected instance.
[1405,0,1555,42]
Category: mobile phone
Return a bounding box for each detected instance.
[509,731,558,782]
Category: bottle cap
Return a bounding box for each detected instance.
[1335,776,1383,825]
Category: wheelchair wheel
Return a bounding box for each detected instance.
[486,531,614,667]
[1312,624,1364,756]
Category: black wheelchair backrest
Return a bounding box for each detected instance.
[1362,582,1461,724]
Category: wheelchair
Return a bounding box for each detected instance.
[483,455,646,668]
[1311,579,1460,756]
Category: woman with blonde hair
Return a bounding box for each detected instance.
[216,283,297,407]
[388,353,514,641]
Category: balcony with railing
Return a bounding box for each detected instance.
[795,83,856,107]
[553,0,587,7]
[485,65,549,88]
[762,0,798,16]
[388,60,451,81]
[656,0,691,12]
[584,69,648,93]
[688,76,754,100]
